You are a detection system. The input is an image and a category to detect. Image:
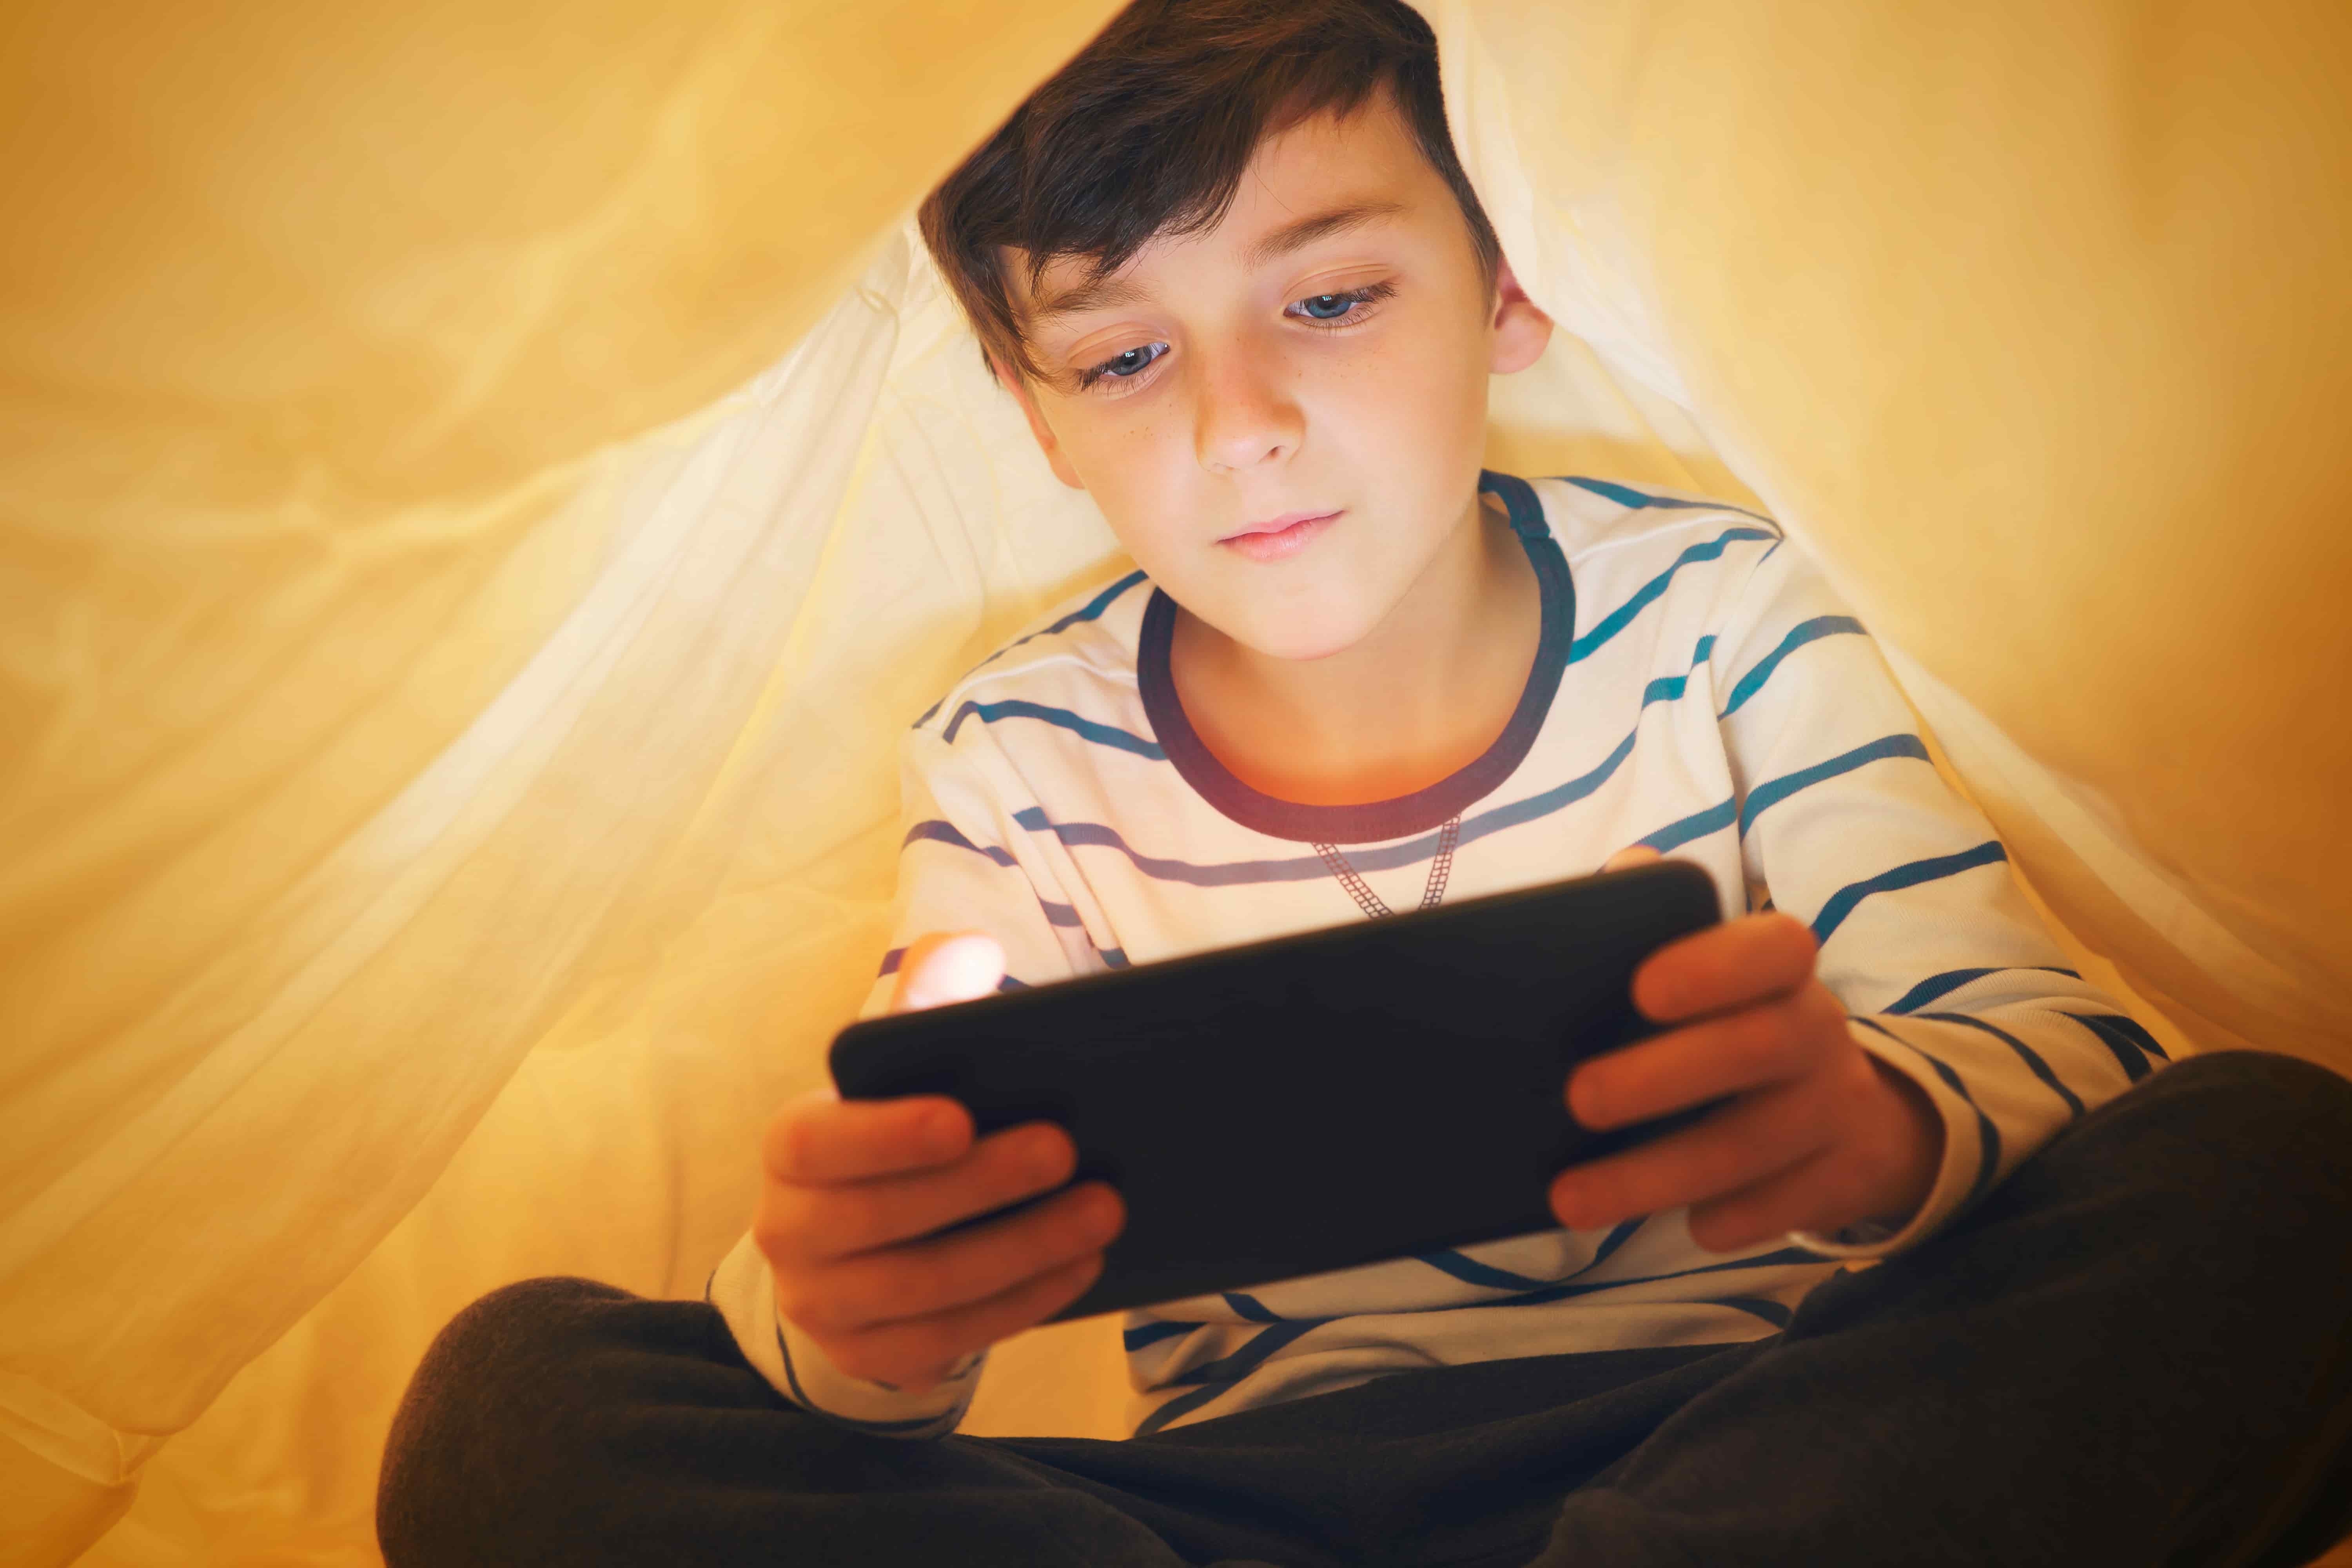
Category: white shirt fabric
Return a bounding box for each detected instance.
[708,472,2164,1439]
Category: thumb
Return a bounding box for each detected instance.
[891,932,1007,1013]
[1601,844,1664,874]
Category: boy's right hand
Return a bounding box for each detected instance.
[753,933,1125,1395]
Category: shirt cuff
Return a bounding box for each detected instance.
[706,1230,984,1438]
[1786,1018,1986,1261]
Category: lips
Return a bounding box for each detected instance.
[1219,509,1341,563]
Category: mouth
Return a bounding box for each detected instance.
[1218,509,1341,563]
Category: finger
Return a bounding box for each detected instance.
[1550,1078,1835,1232]
[763,1089,974,1185]
[1568,981,1849,1129]
[780,1121,1079,1263]
[892,932,1006,1013]
[794,1180,1125,1334]
[1601,844,1664,873]
[818,1252,1106,1392]
[1631,911,1818,1024]
[1683,1144,1878,1253]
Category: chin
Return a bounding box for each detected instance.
[1229,606,1380,663]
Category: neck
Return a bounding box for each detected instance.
[1170,489,1540,807]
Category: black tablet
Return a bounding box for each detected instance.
[828,858,1721,1322]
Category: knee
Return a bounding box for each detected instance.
[2120,1051,2352,1223]
[377,1277,630,1566]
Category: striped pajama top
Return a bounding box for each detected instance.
[710,471,2167,1440]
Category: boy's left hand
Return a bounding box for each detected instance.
[1550,849,1945,1253]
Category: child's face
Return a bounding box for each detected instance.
[998,93,1551,662]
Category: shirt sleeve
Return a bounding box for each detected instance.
[710,712,1100,1436]
[1699,535,2172,1258]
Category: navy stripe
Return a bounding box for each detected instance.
[1569,527,1779,666]
[1587,1218,1644,1274]
[1639,635,1721,708]
[2065,1013,2166,1080]
[915,571,1151,727]
[1812,840,2009,946]
[1739,734,1933,838]
[1719,616,1866,718]
[996,975,1028,993]
[1886,965,2080,1015]
[1919,1011,2086,1117]
[1559,477,1781,528]
[1639,797,1739,854]
[1020,719,1640,887]
[877,947,905,978]
[1855,1017,2004,1209]
[1099,947,1131,969]
[942,699,1166,760]
[1171,1317,1331,1385]
[1039,900,1082,927]
[1221,1290,1283,1323]
[1134,1380,1235,1437]
[1412,1249,1554,1292]
[1486,1246,1824,1313]
[776,1327,958,1436]
[1007,629,1746,890]
[1413,1215,1646,1294]
[1123,1320,1198,1352]
[1703,1295,1793,1330]
[903,819,1018,868]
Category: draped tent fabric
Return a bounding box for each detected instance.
[0,1,2345,1563]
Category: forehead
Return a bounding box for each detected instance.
[1008,95,1447,319]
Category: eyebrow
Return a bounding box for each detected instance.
[1025,200,1409,326]
[1239,200,1407,270]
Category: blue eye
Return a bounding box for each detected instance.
[1087,342,1167,384]
[1298,292,1357,320]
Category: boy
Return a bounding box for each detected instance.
[379,2,2352,1563]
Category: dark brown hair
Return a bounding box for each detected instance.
[918,0,1502,381]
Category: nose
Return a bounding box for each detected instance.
[1193,341,1301,475]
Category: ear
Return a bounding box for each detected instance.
[991,355,1088,491]
[1487,252,1553,376]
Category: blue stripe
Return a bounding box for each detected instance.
[903,819,1018,868]
[1134,1380,1236,1437]
[1855,1017,2003,1209]
[942,699,1166,760]
[1919,1011,2087,1117]
[1013,724,1638,889]
[1221,1290,1283,1323]
[1486,1246,1824,1313]
[1702,1295,1793,1330]
[1171,1318,1332,1385]
[1588,1218,1644,1273]
[1412,1250,1555,1292]
[1638,796,1738,854]
[1099,947,1131,969]
[1569,528,1779,666]
[996,974,1028,993]
[1123,1320,1198,1352]
[1719,616,1866,718]
[1885,965,2080,1016]
[1739,734,1933,838]
[1639,634,1721,708]
[877,947,904,978]
[1039,900,1082,927]
[1559,477,1781,528]
[915,571,1151,727]
[776,1327,958,1436]
[1812,840,2009,946]
[2065,1013,2166,1080]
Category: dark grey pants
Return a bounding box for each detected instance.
[379,1052,2352,1568]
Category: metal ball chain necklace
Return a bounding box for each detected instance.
[1312,815,1462,920]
